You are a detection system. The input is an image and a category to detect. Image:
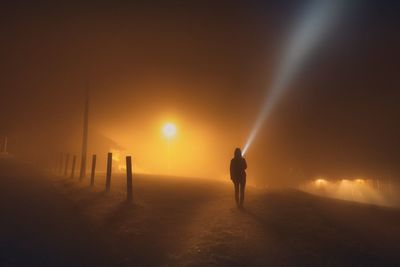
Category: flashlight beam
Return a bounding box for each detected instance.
[242,0,344,155]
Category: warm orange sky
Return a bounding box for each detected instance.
[1,1,399,185]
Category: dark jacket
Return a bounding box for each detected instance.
[230,157,247,182]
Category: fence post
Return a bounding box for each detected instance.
[90,154,96,186]
[59,153,64,175]
[71,155,76,179]
[126,156,133,201]
[106,153,112,192]
[3,136,7,153]
[54,152,60,173]
[64,153,70,176]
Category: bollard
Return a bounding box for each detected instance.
[126,156,133,201]
[90,154,96,186]
[71,155,77,179]
[105,153,112,192]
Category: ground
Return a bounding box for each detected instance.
[1,160,400,266]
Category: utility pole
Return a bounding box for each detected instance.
[79,83,89,180]
[3,136,7,153]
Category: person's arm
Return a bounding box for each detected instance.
[243,159,247,170]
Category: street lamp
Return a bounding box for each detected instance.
[162,122,176,173]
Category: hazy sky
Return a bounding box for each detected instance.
[1,1,399,184]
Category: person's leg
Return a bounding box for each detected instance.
[240,179,246,206]
[233,181,239,206]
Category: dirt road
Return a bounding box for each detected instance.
[1,160,400,266]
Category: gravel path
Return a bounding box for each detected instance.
[2,160,400,266]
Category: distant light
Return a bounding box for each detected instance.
[315,178,327,186]
[162,123,177,139]
[355,179,365,184]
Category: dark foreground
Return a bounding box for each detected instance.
[1,160,400,267]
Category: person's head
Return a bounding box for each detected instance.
[234,148,242,158]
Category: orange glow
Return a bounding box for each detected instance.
[315,178,327,186]
[99,114,216,177]
[302,177,391,207]
[110,149,121,162]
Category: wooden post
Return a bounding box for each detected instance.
[126,156,133,201]
[71,155,77,179]
[90,154,96,186]
[54,152,60,173]
[106,153,112,192]
[3,136,8,153]
[59,153,64,175]
[64,153,70,176]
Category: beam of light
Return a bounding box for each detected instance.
[242,0,344,155]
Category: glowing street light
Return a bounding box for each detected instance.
[162,122,177,174]
[163,123,177,139]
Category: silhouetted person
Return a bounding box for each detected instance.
[230,148,247,207]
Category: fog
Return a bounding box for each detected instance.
[2,3,400,266]
[300,178,400,208]
[1,1,399,186]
